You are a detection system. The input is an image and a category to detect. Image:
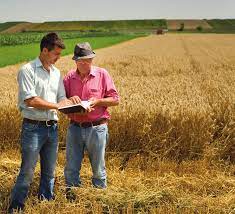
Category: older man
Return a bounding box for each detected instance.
[63,42,119,199]
[8,33,72,213]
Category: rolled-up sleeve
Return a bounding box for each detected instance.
[17,68,37,101]
[57,76,66,102]
[104,71,119,101]
[63,75,70,98]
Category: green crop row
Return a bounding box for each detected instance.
[0,31,124,46]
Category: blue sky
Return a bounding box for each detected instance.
[0,0,234,22]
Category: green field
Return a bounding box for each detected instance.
[27,19,235,34]
[1,19,235,34]
[206,19,235,33]
[24,20,167,32]
[207,19,235,29]
[0,22,24,32]
[0,31,126,46]
[0,35,141,67]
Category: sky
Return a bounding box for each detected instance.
[0,0,234,22]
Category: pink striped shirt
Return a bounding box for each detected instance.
[63,66,119,122]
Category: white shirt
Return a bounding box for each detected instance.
[17,57,66,121]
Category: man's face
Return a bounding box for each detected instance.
[76,58,93,71]
[43,46,62,64]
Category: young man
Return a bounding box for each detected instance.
[8,32,72,213]
[63,42,119,199]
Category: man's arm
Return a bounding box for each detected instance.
[22,71,72,109]
[89,97,119,108]
[89,70,119,108]
[25,97,59,110]
[25,96,74,110]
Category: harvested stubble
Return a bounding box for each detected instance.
[0,34,234,213]
[0,151,235,213]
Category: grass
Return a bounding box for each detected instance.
[0,22,24,32]
[207,19,235,29]
[0,31,128,46]
[0,34,141,68]
[167,20,212,30]
[2,19,235,36]
[166,19,235,33]
[203,19,235,33]
[26,20,167,32]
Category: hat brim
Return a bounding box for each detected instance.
[72,53,96,60]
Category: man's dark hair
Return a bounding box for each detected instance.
[40,32,65,52]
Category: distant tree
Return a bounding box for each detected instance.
[178,23,185,31]
[21,28,27,33]
[196,26,203,31]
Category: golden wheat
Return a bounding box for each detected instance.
[0,34,234,213]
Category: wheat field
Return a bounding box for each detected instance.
[0,34,234,213]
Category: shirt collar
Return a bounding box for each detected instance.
[35,57,43,68]
[35,57,54,72]
[90,66,96,77]
[73,66,96,79]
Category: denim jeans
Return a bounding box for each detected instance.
[9,121,58,209]
[64,123,109,189]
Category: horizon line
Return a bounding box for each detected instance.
[1,17,235,24]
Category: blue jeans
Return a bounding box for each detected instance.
[9,121,58,209]
[64,123,109,189]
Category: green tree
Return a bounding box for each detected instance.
[196,26,203,31]
[178,23,185,31]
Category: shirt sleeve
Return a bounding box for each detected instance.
[63,74,70,98]
[17,67,37,101]
[57,76,67,102]
[103,70,119,101]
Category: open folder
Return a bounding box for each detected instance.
[58,101,90,114]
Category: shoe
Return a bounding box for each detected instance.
[92,178,107,189]
[8,201,24,214]
[8,206,24,214]
[66,188,76,202]
[38,194,55,201]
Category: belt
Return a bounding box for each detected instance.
[23,118,57,127]
[71,118,108,128]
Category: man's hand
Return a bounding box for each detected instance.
[58,99,73,108]
[69,96,81,104]
[89,97,101,108]
[73,106,94,116]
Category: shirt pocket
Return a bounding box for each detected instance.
[88,87,102,98]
